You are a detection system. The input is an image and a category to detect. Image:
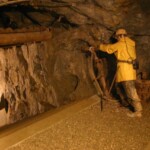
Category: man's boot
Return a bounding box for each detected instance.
[127,111,142,118]
[127,100,143,118]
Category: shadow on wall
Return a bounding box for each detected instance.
[0,94,8,127]
[0,94,8,112]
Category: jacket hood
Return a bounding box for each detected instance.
[120,37,135,46]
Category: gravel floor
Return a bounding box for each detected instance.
[7,100,150,150]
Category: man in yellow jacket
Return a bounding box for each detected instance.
[90,28,142,117]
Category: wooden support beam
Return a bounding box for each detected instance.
[0,26,48,33]
[0,29,52,46]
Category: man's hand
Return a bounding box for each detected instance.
[89,46,95,53]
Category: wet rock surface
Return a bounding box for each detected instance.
[7,100,150,150]
[0,38,95,126]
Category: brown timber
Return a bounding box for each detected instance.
[0,29,52,46]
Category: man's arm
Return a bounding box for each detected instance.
[99,43,118,54]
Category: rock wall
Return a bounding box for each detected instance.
[0,30,97,127]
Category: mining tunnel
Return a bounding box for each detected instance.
[0,0,150,150]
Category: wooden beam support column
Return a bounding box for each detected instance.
[0,29,52,46]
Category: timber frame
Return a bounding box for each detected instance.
[0,27,52,46]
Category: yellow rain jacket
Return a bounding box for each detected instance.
[99,37,136,82]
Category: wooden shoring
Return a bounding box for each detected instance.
[0,28,52,46]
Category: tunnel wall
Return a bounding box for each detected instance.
[0,36,96,127]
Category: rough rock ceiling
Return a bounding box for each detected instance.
[0,0,149,34]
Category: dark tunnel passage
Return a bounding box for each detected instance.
[0,0,149,128]
[138,0,150,14]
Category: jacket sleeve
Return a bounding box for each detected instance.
[99,43,118,54]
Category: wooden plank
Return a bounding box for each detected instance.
[0,29,52,46]
[0,27,48,34]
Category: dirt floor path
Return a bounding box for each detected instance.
[7,100,150,150]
